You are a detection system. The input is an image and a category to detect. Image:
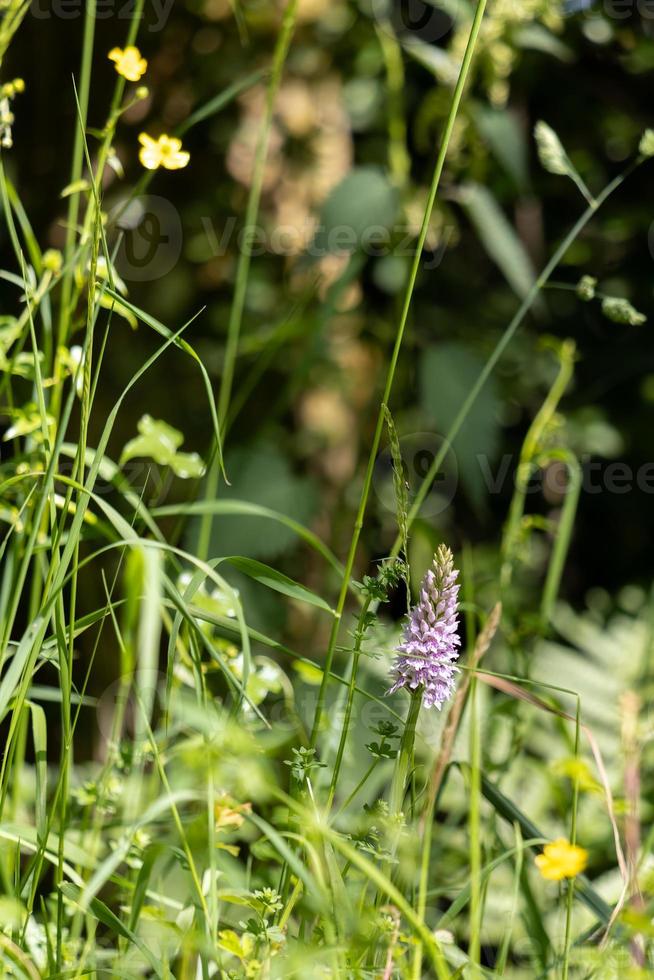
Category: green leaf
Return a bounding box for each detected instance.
[402,36,459,85]
[98,289,137,329]
[217,928,255,960]
[224,556,335,615]
[312,167,399,258]
[292,660,324,685]
[120,414,205,478]
[515,25,574,62]
[60,884,164,978]
[128,844,165,933]
[178,69,266,135]
[60,178,91,198]
[474,107,529,191]
[459,182,538,303]
[420,342,501,511]
[154,498,342,575]
[198,443,318,561]
[27,701,47,835]
[102,286,226,482]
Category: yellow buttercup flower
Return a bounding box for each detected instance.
[535,839,588,881]
[108,46,148,82]
[138,133,190,171]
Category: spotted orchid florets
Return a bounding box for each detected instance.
[388,545,461,710]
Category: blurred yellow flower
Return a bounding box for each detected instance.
[535,839,588,881]
[108,46,147,82]
[138,133,190,171]
[214,796,251,832]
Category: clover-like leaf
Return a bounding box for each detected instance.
[120,414,205,478]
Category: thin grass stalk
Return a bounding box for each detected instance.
[310,0,489,745]
[463,544,483,975]
[390,163,640,559]
[539,449,582,625]
[217,0,298,427]
[501,339,576,590]
[198,0,300,561]
[54,0,96,357]
[562,700,582,980]
[326,595,372,809]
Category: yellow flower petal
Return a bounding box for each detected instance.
[535,839,588,881]
[137,132,161,170]
[137,133,189,171]
[108,45,148,82]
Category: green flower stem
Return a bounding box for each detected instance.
[390,688,422,817]
[310,0,489,746]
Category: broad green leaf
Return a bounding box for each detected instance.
[27,701,47,835]
[420,342,501,512]
[312,167,399,257]
[402,36,459,85]
[154,498,342,575]
[515,25,573,62]
[197,443,318,561]
[224,556,335,615]
[120,414,205,479]
[459,182,537,302]
[217,929,255,960]
[292,660,324,685]
[474,107,529,191]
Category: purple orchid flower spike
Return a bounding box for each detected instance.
[388,544,461,710]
